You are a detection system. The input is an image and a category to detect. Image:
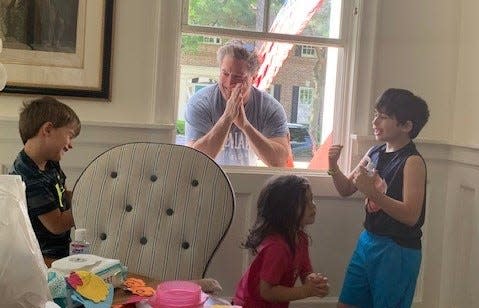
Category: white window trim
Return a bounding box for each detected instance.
[169,0,363,174]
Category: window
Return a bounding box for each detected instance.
[297,86,314,124]
[178,0,359,169]
[300,45,317,58]
[202,36,222,45]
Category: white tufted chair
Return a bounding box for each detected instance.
[72,143,235,280]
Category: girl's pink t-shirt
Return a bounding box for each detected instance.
[233,232,312,308]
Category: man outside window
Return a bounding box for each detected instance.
[185,40,290,167]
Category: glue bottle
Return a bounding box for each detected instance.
[69,228,91,255]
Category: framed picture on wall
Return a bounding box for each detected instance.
[0,0,114,99]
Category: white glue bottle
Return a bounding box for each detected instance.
[69,228,91,255]
[364,156,376,176]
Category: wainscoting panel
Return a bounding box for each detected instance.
[439,165,479,308]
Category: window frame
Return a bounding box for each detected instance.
[178,0,361,173]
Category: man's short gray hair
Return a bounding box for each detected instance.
[217,39,260,74]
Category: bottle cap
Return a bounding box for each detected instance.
[74,228,87,242]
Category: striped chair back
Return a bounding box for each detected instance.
[72,143,235,280]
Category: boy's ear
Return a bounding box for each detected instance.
[400,120,413,134]
[40,122,54,136]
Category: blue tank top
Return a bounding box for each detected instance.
[364,141,426,249]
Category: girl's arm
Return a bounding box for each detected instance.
[259,279,327,302]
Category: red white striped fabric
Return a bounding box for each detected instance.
[254,0,324,90]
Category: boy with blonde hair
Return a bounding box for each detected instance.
[10,96,81,258]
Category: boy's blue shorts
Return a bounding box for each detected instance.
[339,230,421,308]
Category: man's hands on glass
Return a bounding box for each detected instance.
[224,83,250,130]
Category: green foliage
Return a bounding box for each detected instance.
[183,0,332,52]
[176,120,185,135]
[181,35,203,54]
[270,0,331,37]
[303,0,331,37]
[188,0,257,29]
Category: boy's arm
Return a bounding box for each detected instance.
[329,145,370,196]
[38,208,75,235]
[356,155,426,226]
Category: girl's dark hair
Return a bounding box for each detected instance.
[243,175,310,255]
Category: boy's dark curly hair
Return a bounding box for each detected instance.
[375,88,429,139]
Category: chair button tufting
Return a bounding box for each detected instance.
[166,208,174,216]
[125,204,133,212]
[110,171,118,178]
[191,179,199,187]
[182,242,190,249]
[100,233,107,240]
[150,175,158,182]
[140,237,148,245]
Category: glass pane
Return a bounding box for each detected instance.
[268,0,341,39]
[187,0,260,31]
[177,35,338,170]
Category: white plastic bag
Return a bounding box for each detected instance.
[0,175,51,307]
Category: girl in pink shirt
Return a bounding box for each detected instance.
[233,175,329,307]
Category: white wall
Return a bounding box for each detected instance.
[453,0,479,146]
[357,0,459,142]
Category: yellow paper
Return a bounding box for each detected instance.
[74,271,109,303]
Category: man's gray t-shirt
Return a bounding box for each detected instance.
[185,84,288,165]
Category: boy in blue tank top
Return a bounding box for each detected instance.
[328,88,429,308]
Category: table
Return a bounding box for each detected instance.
[44,257,158,304]
[44,257,231,306]
[112,273,160,305]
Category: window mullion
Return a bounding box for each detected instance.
[262,0,270,33]
[181,24,345,48]
[181,0,189,26]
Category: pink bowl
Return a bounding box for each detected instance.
[150,280,207,308]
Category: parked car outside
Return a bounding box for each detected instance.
[287,123,315,161]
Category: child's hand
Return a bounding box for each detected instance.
[193,278,222,294]
[353,165,378,197]
[328,144,343,169]
[307,273,329,296]
[303,273,329,298]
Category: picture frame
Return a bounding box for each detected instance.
[0,0,114,99]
